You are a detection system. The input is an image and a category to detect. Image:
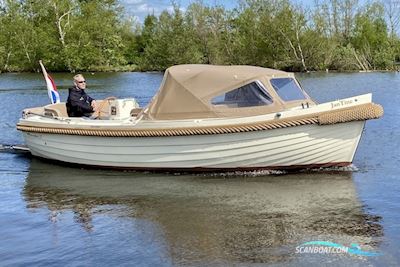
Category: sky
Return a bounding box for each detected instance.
[120,0,238,22]
[120,0,319,23]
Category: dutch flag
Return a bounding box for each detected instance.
[39,60,60,104]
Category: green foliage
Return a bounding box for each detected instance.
[0,0,134,72]
[140,6,204,71]
[330,44,360,71]
[0,0,399,72]
[350,2,393,69]
[65,1,127,71]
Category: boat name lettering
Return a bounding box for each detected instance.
[331,100,353,109]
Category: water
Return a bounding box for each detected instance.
[0,71,399,266]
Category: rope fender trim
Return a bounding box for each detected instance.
[17,103,383,137]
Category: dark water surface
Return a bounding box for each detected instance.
[0,71,399,266]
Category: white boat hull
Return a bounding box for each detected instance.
[23,121,365,170]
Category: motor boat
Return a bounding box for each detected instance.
[17,65,383,171]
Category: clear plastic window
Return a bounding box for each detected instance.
[211,81,273,107]
[270,78,306,101]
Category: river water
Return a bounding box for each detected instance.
[0,71,399,266]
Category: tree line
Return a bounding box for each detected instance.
[1,0,399,72]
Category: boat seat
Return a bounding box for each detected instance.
[43,102,142,118]
[44,103,68,117]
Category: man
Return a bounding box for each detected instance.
[66,74,98,117]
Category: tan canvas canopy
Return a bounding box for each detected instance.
[143,64,298,120]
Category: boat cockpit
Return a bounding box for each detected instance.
[23,98,142,120]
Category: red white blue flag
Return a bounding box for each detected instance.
[39,60,60,104]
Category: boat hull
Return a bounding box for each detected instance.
[22,121,365,170]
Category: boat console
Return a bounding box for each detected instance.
[107,98,139,119]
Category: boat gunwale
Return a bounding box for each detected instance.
[17,102,383,137]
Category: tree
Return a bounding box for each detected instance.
[275,2,309,71]
[186,2,227,64]
[0,0,399,72]
[0,0,135,72]
[140,5,203,70]
[351,2,392,69]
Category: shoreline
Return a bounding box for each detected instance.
[1,68,399,75]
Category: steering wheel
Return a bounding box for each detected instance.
[91,96,117,119]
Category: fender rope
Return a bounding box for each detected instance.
[17,103,383,137]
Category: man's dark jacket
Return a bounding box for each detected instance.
[66,87,94,117]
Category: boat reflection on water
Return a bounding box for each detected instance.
[23,159,383,265]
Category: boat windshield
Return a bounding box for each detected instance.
[211,81,273,107]
[270,78,307,101]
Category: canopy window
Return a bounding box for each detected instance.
[270,78,307,101]
[211,81,273,107]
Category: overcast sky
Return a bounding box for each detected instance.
[120,0,238,22]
